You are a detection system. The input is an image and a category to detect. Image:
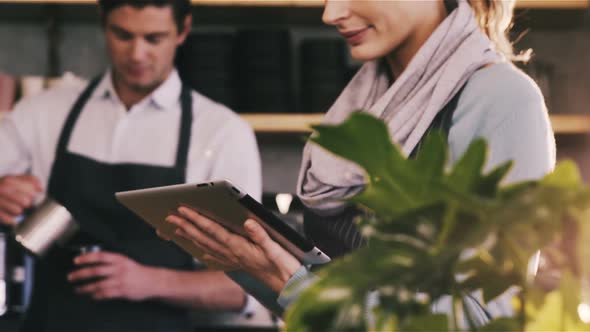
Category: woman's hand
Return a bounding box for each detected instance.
[165,206,302,293]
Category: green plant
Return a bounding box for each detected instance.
[284,112,590,332]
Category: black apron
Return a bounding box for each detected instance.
[20,77,196,332]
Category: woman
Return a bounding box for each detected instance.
[165,0,555,322]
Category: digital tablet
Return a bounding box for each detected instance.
[115,180,331,266]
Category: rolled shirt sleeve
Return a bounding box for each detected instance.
[0,105,34,176]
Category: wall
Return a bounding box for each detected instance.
[516,10,590,181]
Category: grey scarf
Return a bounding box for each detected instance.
[297,0,504,214]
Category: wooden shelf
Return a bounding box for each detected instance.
[0,0,587,9]
[1,112,589,135]
[197,0,322,7]
[549,114,590,134]
[0,0,322,5]
[241,113,323,133]
[0,0,319,5]
[244,113,590,135]
[515,0,589,9]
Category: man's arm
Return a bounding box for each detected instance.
[0,175,42,226]
[150,268,246,310]
[69,251,247,310]
[150,114,260,310]
[0,112,32,176]
[0,105,42,226]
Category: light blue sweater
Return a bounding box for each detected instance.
[234,62,557,321]
[447,62,555,183]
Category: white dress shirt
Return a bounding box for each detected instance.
[0,69,275,326]
[0,69,262,201]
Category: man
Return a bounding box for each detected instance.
[0,0,263,331]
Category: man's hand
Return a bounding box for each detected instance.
[0,175,42,226]
[68,251,157,302]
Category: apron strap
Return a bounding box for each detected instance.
[54,76,102,157]
[174,85,193,174]
[54,77,193,175]
[408,83,467,159]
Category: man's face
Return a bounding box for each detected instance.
[104,5,190,93]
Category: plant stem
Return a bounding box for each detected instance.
[519,288,526,331]
[452,294,459,332]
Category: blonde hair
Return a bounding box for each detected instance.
[467,0,528,61]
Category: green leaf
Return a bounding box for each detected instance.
[479,318,520,331]
[434,203,459,251]
[371,307,399,332]
[290,113,590,332]
[447,139,487,193]
[542,160,582,189]
[575,207,590,295]
[283,278,360,332]
[402,314,449,332]
[526,272,590,331]
[412,131,446,178]
[477,161,513,197]
[499,180,538,200]
[311,112,448,217]
[351,181,414,218]
[457,254,521,303]
[310,112,405,178]
[460,273,518,304]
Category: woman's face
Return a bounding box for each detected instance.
[323,0,446,63]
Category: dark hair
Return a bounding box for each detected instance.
[98,0,191,32]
